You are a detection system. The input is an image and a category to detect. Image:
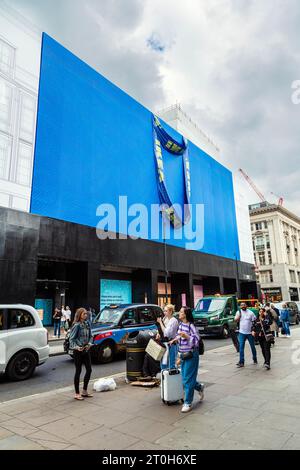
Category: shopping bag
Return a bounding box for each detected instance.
[145,339,166,362]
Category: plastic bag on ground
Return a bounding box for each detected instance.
[93,377,117,392]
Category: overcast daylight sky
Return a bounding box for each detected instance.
[5,0,300,215]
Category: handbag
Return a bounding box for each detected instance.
[198,337,205,355]
[260,319,274,343]
[180,350,193,361]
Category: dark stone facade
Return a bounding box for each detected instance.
[0,207,257,312]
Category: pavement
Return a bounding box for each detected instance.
[1,329,300,450]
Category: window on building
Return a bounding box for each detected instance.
[15,142,32,186]
[19,93,36,143]
[258,252,266,265]
[255,236,265,250]
[255,222,262,231]
[268,251,272,265]
[265,234,270,249]
[298,272,300,283]
[290,270,296,283]
[0,39,15,77]
[0,80,13,133]
[0,133,12,180]
[260,270,273,284]
[264,221,268,229]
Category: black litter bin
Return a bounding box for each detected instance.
[126,329,156,382]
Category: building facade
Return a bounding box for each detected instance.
[0,7,257,325]
[250,202,300,302]
[0,1,41,212]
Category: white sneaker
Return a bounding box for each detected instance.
[287,335,291,338]
[181,404,192,413]
[199,384,205,402]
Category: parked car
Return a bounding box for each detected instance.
[273,301,300,325]
[64,303,163,364]
[0,305,50,381]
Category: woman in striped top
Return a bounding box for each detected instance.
[170,306,204,413]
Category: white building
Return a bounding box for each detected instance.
[0,2,41,212]
[250,202,300,302]
[157,104,254,265]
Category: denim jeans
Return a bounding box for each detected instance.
[282,321,290,336]
[53,320,61,337]
[180,350,202,405]
[161,343,177,370]
[238,333,257,364]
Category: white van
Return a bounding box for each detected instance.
[0,305,50,381]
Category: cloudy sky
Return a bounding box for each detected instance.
[5,0,300,214]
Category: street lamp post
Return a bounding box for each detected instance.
[162,216,168,305]
[235,253,240,299]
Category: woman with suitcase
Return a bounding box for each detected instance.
[170,306,204,413]
[156,304,178,369]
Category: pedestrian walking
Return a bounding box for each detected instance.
[252,308,274,370]
[64,306,72,331]
[271,304,280,338]
[61,305,67,332]
[53,306,62,338]
[170,307,204,413]
[280,303,291,337]
[156,304,178,369]
[235,302,258,368]
[69,308,93,400]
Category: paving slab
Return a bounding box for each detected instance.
[71,426,139,450]
[156,428,222,450]
[173,414,234,439]
[219,423,292,450]
[1,418,38,437]
[0,435,46,450]
[254,411,300,434]
[112,416,176,443]
[203,404,261,425]
[39,416,102,440]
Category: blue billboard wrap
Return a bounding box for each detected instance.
[31,33,240,260]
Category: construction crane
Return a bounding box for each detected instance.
[238,168,267,203]
[270,192,284,206]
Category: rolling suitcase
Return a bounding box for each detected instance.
[161,346,184,405]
